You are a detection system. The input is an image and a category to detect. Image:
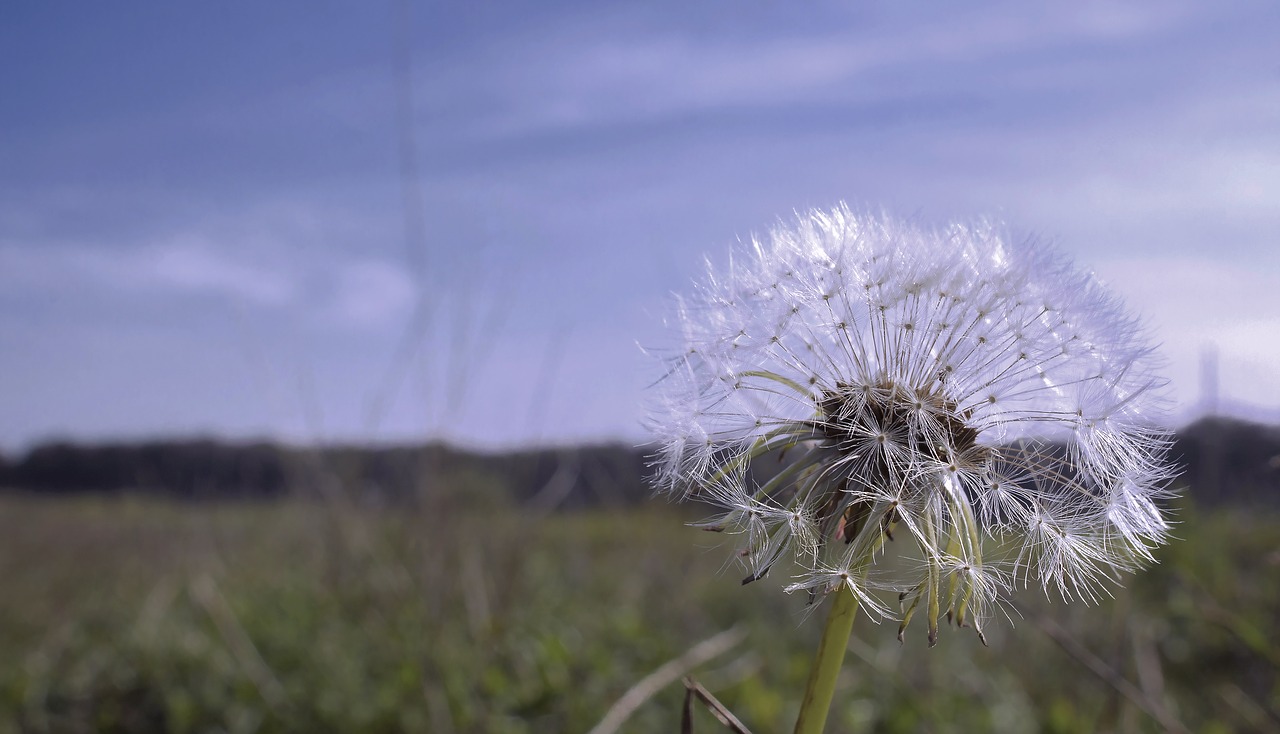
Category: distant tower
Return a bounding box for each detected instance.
[1199,343,1219,417]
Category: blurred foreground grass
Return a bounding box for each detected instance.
[0,493,1277,733]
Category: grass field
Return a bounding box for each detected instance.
[1,492,1277,733]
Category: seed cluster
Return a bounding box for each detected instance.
[819,381,983,469]
[648,206,1176,643]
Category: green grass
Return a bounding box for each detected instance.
[0,493,1277,733]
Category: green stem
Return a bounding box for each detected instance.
[793,584,859,734]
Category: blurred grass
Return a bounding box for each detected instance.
[0,492,1277,733]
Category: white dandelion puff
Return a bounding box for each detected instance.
[647,205,1177,644]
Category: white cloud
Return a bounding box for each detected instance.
[325,260,417,328]
[141,239,297,305]
[0,238,297,306]
[1095,257,1278,327]
[1018,134,1280,240]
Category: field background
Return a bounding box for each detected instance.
[2,424,1279,733]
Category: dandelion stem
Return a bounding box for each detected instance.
[793,584,859,734]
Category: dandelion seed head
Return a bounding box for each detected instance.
[647,205,1178,642]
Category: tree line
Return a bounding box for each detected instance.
[0,416,1276,507]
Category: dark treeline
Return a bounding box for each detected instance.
[1175,416,1280,506]
[0,439,654,509]
[1,416,1277,507]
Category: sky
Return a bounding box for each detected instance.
[2,1,1279,453]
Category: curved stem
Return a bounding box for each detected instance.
[793,584,859,734]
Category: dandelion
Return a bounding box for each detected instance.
[646,205,1177,733]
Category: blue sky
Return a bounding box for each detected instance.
[3,1,1279,452]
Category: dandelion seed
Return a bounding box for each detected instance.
[647,205,1177,643]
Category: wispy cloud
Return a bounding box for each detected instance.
[0,239,296,306]
[425,2,1206,145]
[144,240,297,304]
[325,260,416,328]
